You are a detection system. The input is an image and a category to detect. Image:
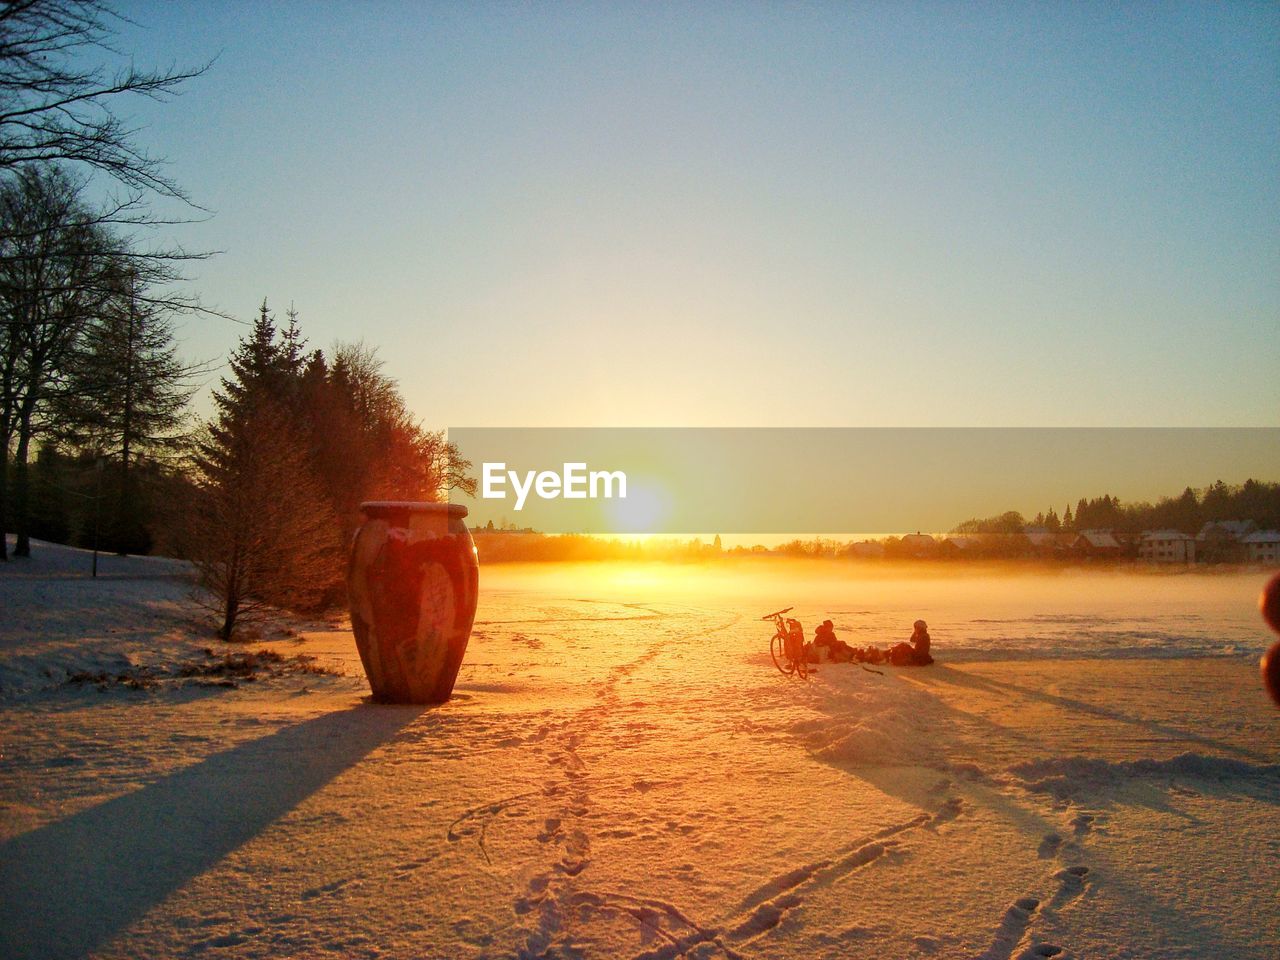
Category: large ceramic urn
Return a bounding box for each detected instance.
[347,502,479,704]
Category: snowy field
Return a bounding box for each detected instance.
[2,539,1278,959]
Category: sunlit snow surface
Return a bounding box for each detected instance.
[2,541,1278,959]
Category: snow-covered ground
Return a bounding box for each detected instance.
[2,540,1278,959]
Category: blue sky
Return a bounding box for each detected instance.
[112,1,1278,427]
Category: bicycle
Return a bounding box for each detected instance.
[762,606,810,679]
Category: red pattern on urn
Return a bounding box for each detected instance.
[348,502,479,704]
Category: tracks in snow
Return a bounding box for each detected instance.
[566,801,966,960]
[445,602,747,957]
[447,600,1105,959]
[976,804,1098,960]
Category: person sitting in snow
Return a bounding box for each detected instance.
[813,619,858,662]
[887,619,934,666]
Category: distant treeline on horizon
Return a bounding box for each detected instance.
[471,478,1280,564]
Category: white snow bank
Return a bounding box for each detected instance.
[1,535,193,579]
[0,537,335,700]
[794,699,945,768]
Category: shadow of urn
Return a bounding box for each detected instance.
[347,501,479,704]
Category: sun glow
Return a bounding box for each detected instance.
[603,477,671,533]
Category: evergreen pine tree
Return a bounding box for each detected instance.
[54,272,200,552]
[212,300,289,426]
[189,302,338,640]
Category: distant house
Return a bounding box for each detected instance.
[899,532,937,558]
[1242,531,1280,565]
[1071,529,1122,558]
[1024,528,1070,557]
[1109,529,1141,550]
[1197,520,1254,563]
[1197,520,1254,541]
[942,535,980,553]
[1139,530,1196,564]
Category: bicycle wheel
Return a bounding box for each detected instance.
[770,634,794,676]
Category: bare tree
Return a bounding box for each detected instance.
[325,340,476,505]
[0,161,210,559]
[0,0,208,201]
[0,2,213,561]
[0,163,107,557]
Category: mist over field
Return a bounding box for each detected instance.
[481,559,1273,661]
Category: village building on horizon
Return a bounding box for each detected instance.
[469,520,1280,567]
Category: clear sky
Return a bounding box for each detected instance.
[111,1,1278,428]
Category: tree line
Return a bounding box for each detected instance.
[1,2,474,640]
[2,0,211,561]
[953,481,1280,538]
[1,163,208,558]
[6,274,475,638]
[187,305,474,638]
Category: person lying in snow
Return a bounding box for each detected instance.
[802,618,935,667]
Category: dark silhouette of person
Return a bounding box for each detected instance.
[888,619,934,666]
[813,619,857,662]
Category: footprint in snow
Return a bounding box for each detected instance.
[1038,833,1063,858]
[300,876,360,900]
[975,897,1039,960]
[514,874,551,915]
[557,829,591,877]
[391,857,432,879]
[1017,944,1065,958]
[930,796,965,825]
[1049,865,1091,909]
[202,931,249,948]
[727,893,802,940]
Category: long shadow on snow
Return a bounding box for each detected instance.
[0,703,422,960]
[912,664,1271,765]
